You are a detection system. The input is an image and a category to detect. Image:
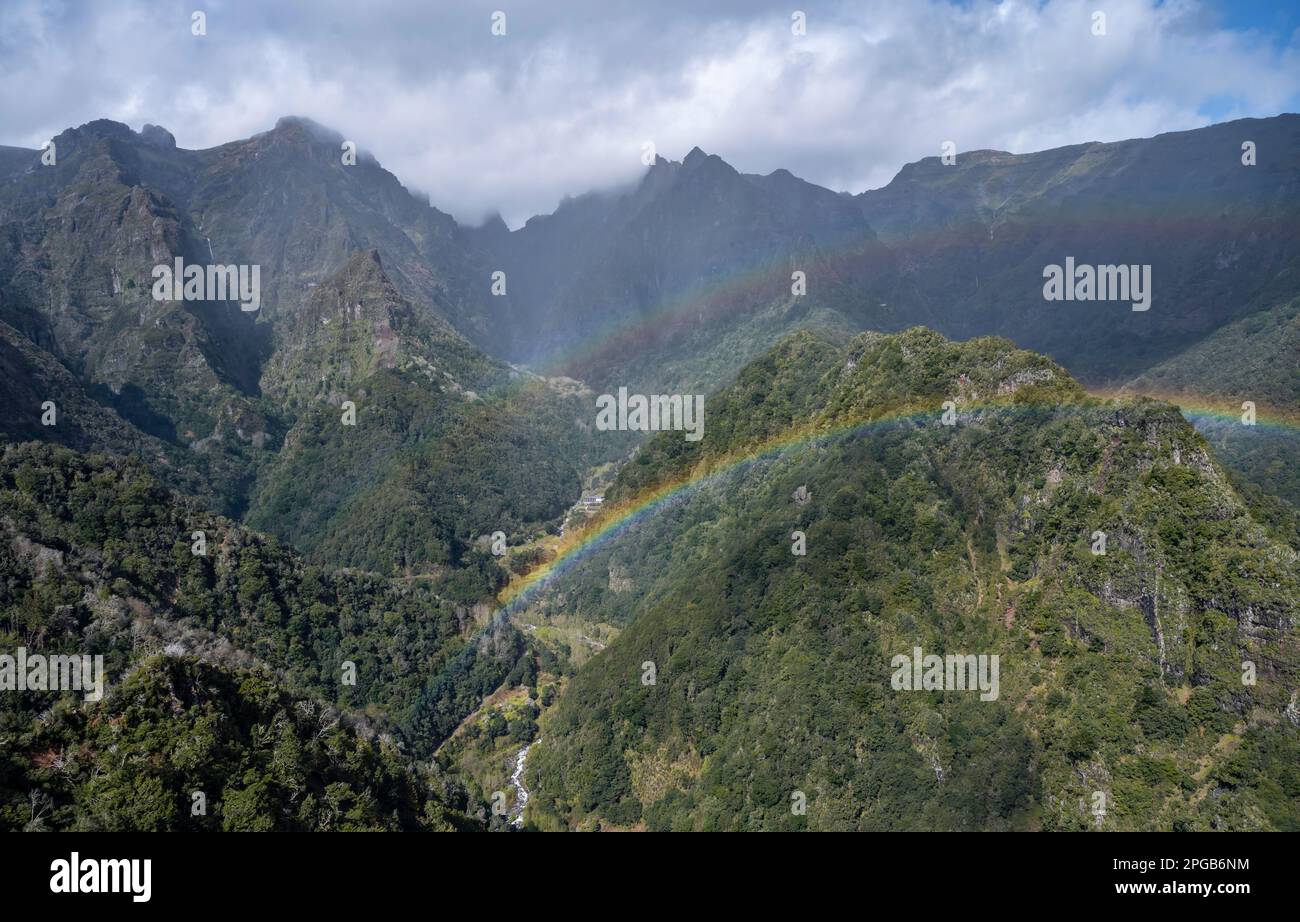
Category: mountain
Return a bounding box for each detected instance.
[856,116,1300,385]
[1,113,1297,833]
[467,116,1300,402]
[175,117,509,343]
[0,121,277,510]
[472,115,1300,554]
[0,119,623,572]
[471,147,907,392]
[524,328,1300,831]
[5,115,1297,515]
[0,117,504,494]
[257,247,491,410]
[1128,297,1300,411]
[241,247,624,575]
[1120,296,1300,549]
[0,319,222,503]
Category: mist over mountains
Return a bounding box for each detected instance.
[4,113,1297,507]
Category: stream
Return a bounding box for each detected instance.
[508,739,539,829]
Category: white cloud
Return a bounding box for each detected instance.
[1,0,1296,225]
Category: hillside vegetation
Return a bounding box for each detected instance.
[527,329,1300,831]
[0,442,555,830]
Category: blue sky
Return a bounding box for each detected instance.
[2,0,1297,225]
[1214,0,1300,36]
[1201,0,1300,117]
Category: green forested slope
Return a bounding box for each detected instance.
[246,368,620,575]
[3,656,478,831]
[1125,297,1300,544]
[528,329,1300,831]
[0,442,547,829]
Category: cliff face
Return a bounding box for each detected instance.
[0,120,618,561]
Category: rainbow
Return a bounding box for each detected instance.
[497,399,944,614]
[493,389,1299,619]
[1101,388,1300,435]
[413,386,1297,742]
[531,237,878,379]
[527,204,1288,381]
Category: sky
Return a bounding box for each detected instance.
[2,0,1298,227]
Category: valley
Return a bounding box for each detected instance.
[1,113,1297,832]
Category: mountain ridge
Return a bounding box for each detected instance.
[1,111,1297,832]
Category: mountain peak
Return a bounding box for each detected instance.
[139,123,176,149]
[59,119,135,144]
[268,115,344,147]
[683,146,710,168]
[476,211,510,235]
[677,146,740,182]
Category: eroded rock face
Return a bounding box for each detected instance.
[259,249,459,408]
[608,562,634,593]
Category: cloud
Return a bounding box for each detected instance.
[1,0,1297,226]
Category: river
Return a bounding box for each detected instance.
[508,739,539,829]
